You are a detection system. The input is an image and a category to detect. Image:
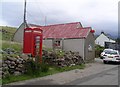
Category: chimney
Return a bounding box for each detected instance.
[101,31,104,34]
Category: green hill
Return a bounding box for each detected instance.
[0,26,22,52]
[0,26,17,41]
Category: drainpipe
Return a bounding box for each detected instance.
[62,38,64,50]
[83,38,85,61]
[52,39,55,51]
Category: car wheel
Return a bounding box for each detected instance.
[103,60,108,64]
[100,57,103,59]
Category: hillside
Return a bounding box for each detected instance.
[0,26,17,41]
[0,26,22,52]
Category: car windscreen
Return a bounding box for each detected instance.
[104,49,112,52]
[105,51,117,55]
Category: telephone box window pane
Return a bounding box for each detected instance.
[34,31,41,33]
[36,36,40,39]
[25,30,32,32]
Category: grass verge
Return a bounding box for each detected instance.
[2,41,22,52]
[2,64,85,85]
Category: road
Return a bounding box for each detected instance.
[5,58,120,86]
[66,65,118,85]
[65,58,119,85]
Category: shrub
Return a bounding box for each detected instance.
[95,45,104,57]
[56,50,65,58]
[40,63,49,72]
[24,59,49,76]
[24,59,40,76]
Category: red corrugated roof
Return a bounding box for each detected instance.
[28,22,92,39]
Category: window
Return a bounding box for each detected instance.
[54,40,60,46]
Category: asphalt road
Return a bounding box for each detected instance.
[66,58,120,85]
[66,65,119,85]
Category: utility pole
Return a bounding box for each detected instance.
[23,0,27,44]
[24,0,27,24]
[45,16,47,26]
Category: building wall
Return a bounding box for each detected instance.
[13,23,25,43]
[43,37,95,62]
[84,32,95,62]
[43,39,85,60]
[43,39,53,48]
[95,33,116,47]
[63,39,85,59]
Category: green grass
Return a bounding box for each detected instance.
[0,26,16,33]
[1,40,22,60]
[2,64,85,85]
[0,55,1,60]
[0,78,2,85]
[2,41,22,52]
[0,26,16,41]
[2,75,31,85]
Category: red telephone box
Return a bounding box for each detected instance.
[23,28,43,63]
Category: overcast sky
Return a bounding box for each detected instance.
[1,0,119,37]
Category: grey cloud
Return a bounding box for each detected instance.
[1,0,119,38]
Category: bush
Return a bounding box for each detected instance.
[40,63,49,72]
[95,45,104,57]
[24,59,49,76]
[56,50,65,58]
[24,59,40,76]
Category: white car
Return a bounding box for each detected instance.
[100,49,113,59]
[103,50,120,64]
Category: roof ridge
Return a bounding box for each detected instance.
[28,23,42,27]
[43,22,81,27]
[28,22,81,27]
[77,27,92,29]
[83,27,92,29]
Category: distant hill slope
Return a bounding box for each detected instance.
[0,26,17,41]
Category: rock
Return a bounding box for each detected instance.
[0,60,2,68]
[0,68,2,75]
[2,71,10,78]
[17,61,22,64]
[2,48,84,77]
[8,65,15,69]
[2,66,9,71]
[0,49,5,54]
[15,59,20,64]
[15,55,21,59]
[2,48,28,78]
[70,64,75,66]
[7,56,16,61]
[0,68,2,71]
[14,71,21,76]
[20,54,29,61]
[11,61,16,65]
[15,67,21,71]
[8,69,15,74]
[18,64,24,68]
[4,60,11,65]
[2,64,7,67]
[43,50,84,67]
[4,48,16,54]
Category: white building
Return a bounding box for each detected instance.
[95,32,116,47]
